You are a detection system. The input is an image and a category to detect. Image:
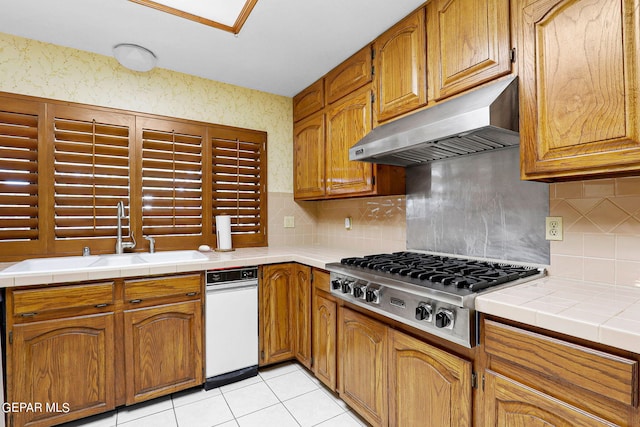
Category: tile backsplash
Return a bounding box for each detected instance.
[549,177,640,287]
[268,193,406,253]
[271,175,640,288]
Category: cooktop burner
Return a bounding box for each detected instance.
[326,251,546,348]
[340,252,540,292]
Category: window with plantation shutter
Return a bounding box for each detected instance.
[140,120,204,238]
[52,107,133,240]
[211,126,267,247]
[0,99,41,244]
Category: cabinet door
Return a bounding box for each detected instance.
[325,45,373,104]
[312,289,337,390]
[389,329,472,427]
[519,0,640,180]
[293,264,312,369]
[427,0,511,101]
[374,8,427,122]
[326,86,374,196]
[10,314,115,427]
[293,111,326,200]
[260,264,295,365]
[293,78,324,122]
[124,300,203,404]
[484,370,620,426]
[339,307,388,427]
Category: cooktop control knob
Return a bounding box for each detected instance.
[341,280,353,294]
[353,284,366,299]
[365,288,380,304]
[415,303,433,321]
[331,279,342,290]
[435,309,454,329]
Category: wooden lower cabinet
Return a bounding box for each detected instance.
[5,273,204,427]
[484,371,619,426]
[312,270,337,390]
[483,317,640,426]
[259,263,311,367]
[123,300,203,404]
[389,329,472,427]
[292,264,312,369]
[339,307,388,427]
[9,314,115,427]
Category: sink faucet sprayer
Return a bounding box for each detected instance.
[116,201,136,254]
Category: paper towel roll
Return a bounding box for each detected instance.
[215,215,233,250]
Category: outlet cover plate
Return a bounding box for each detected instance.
[545,216,563,241]
[284,216,295,228]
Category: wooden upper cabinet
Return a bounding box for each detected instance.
[427,0,512,101]
[519,0,640,180]
[293,78,324,122]
[293,111,325,199]
[325,86,374,196]
[373,8,427,122]
[325,46,373,104]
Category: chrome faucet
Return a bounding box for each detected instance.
[116,201,136,254]
[144,235,155,253]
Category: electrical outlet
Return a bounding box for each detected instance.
[545,216,563,241]
[345,216,352,230]
[283,216,295,228]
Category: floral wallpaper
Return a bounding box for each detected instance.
[0,32,294,193]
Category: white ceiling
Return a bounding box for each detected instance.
[0,0,426,97]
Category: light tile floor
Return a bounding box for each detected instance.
[59,362,369,427]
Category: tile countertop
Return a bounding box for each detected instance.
[2,247,640,355]
[0,246,366,288]
[475,277,640,354]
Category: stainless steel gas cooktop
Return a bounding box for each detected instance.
[326,251,546,348]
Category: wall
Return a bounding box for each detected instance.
[268,193,406,252]
[0,32,293,193]
[549,177,640,287]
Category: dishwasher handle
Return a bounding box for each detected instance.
[206,280,258,292]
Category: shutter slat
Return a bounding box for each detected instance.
[0,135,38,149]
[55,174,130,187]
[55,140,129,156]
[55,152,130,168]
[54,185,130,197]
[55,162,130,177]
[141,226,202,235]
[143,158,202,172]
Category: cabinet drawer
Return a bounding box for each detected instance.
[124,273,201,303]
[313,269,331,293]
[484,319,638,406]
[325,45,372,104]
[12,282,114,317]
[293,79,324,122]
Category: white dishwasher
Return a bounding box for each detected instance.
[204,266,259,390]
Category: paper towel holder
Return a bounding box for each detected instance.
[215,214,235,252]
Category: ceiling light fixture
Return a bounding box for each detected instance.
[113,43,157,72]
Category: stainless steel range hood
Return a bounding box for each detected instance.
[350,76,519,167]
